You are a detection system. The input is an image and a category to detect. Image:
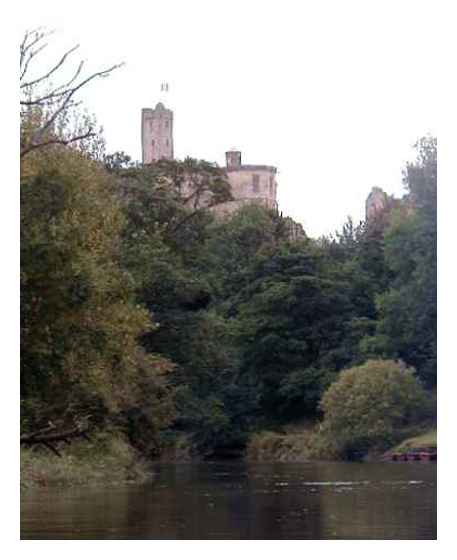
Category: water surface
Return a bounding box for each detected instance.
[21,461,436,539]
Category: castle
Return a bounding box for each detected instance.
[141,99,384,227]
[365,185,416,223]
[141,101,278,217]
[365,186,390,220]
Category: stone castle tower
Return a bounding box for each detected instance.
[140,101,278,219]
[215,149,278,217]
[141,102,174,164]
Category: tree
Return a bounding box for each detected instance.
[202,204,293,301]
[369,137,437,386]
[20,145,174,442]
[109,158,242,451]
[231,243,360,421]
[314,360,429,458]
[20,28,122,158]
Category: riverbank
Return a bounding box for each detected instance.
[388,428,437,453]
[246,424,314,462]
[20,423,437,489]
[20,431,153,490]
[245,423,437,463]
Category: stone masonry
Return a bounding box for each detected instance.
[141,102,174,164]
[365,186,389,220]
[212,150,278,218]
[141,102,278,217]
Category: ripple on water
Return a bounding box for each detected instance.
[301,481,370,486]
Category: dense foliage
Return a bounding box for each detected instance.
[311,360,429,458]
[20,43,436,458]
[371,137,437,387]
[20,146,175,451]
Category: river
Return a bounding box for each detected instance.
[21,461,436,539]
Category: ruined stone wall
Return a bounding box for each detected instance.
[179,163,278,219]
[365,186,416,227]
[225,166,277,210]
[210,198,274,219]
[366,186,389,220]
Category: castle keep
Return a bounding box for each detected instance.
[141,101,278,216]
[141,100,387,226]
[141,102,174,163]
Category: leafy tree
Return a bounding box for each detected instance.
[201,204,292,301]
[319,215,391,321]
[313,360,429,458]
[369,137,437,386]
[109,158,246,451]
[21,37,436,465]
[21,146,174,443]
[232,244,361,421]
[103,151,139,171]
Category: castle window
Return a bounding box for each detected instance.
[166,139,169,146]
[252,174,260,193]
[269,176,274,197]
[151,140,155,147]
[165,120,169,128]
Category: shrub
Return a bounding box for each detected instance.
[20,430,152,489]
[311,359,428,458]
[246,429,313,462]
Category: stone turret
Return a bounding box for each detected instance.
[141,102,174,164]
[225,149,242,169]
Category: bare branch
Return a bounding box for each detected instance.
[33,63,123,140]
[52,59,85,93]
[20,61,86,106]
[20,28,54,79]
[20,29,46,67]
[19,31,30,68]
[20,43,49,82]
[20,28,123,159]
[21,44,80,89]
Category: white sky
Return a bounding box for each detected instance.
[20,0,438,237]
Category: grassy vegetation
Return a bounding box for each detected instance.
[246,418,437,462]
[389,428,437,453]
[20,431,154,490]
[246,422,316,462]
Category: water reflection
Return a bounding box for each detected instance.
[21,461,436,539]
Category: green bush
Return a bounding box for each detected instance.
[310,359,428,459]
[20,430,152,489]
[247,429,313,462]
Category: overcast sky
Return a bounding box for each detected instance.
[21,0,437,237]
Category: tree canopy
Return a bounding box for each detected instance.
[20,30,436,459]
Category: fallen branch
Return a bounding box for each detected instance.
[20,425,90,457]
[21,426,89,445]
